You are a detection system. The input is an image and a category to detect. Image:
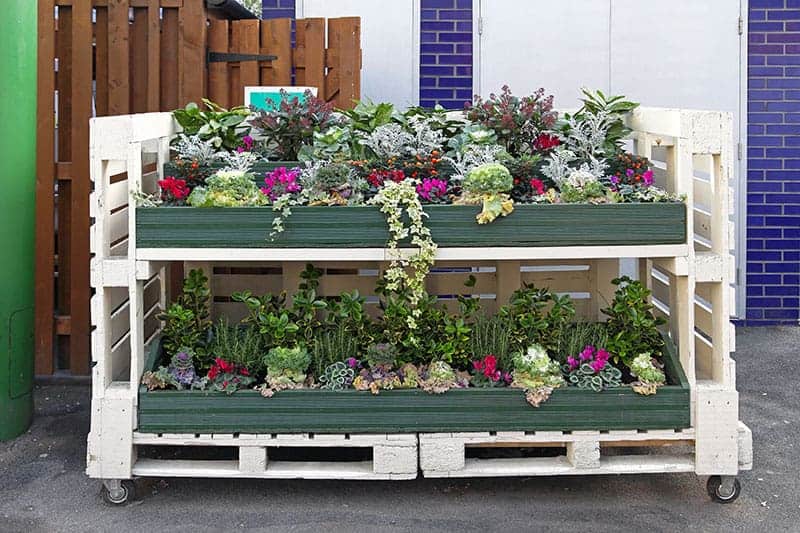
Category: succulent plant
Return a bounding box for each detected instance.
[365,343,398,369]
[319,361,355,391]
[141,367,177,391]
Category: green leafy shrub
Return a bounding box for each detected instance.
[500,284,575,354]
[602,276,666,368]
[159,269,211,360]
[172,99,251,151]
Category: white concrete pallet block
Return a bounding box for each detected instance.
[130,433,418,480]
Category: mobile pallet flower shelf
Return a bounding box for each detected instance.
[87,109,752,505]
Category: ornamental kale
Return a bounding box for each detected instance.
[511,344,564,407]
[365,343,399,370]
[187,170,269,207]
[263,346,311,386]
[168,348,199,387]
[629,352,667,396]
[461,162,515,224]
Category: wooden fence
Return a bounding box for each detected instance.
[36,1,361,376]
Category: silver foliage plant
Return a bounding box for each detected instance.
[361,117,445,159]
[542,111,613,187]
[443,144,505,182]
[217,150,258,173]
[172,134,221,166]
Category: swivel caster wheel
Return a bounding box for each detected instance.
[707,476,741,504]
[101,479,136,506]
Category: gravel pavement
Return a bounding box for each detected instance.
[0,327,797,533]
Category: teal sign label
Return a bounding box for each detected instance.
[245,86,318,111]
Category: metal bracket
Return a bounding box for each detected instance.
[207,51,277,64]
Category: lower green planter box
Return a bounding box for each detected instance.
[136,203,687,249]
[137,339,690,434]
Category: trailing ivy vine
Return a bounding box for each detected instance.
[369,179,438,330]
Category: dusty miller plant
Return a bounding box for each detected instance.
[172,134,222,166]
[443,144,506,182]
[542,111,614,186]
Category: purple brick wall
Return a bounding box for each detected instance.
[748,0,800,325]
[420,0,474,109]
[262,0,295,20]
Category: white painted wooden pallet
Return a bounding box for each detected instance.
[132,433,418,481]
[85,108,749,485]
[419,424,753,479]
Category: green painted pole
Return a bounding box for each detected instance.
[0,0,37,441]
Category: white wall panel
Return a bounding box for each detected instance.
[301,0,418,107]
[478,0,611,107]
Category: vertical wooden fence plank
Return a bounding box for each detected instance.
[207,19,230,108]
[327,17,361,110]
[295,18,326,94]
[95,7,109,116]
[178,0,206,106]
[35,0,57,376]
[261,18,292,86]
[70,0,93,374]
[131,7,148,113]
[231,20,260,107]
[56,6,73,370]
[160,7,180,110]
[146,0,161,111]
[108,0,130,115]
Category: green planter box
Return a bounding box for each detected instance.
[137,339,690,434]
[136,203,687,249]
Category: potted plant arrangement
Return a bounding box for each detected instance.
[138,264,689,435]
[137,87,687,250]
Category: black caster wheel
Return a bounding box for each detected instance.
[707,476,741,504]
[101,480,136,506]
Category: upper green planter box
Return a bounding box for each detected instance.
[136,203,687,249]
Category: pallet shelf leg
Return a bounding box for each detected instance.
[239,447,269,474]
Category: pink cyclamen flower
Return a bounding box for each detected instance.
[262,167,302,201]
[416,178,448,201]
[567,356,579,371]
[580,346,594,361]
[346,357,359,369]
[626,168,635,178]
[643,169,654,186]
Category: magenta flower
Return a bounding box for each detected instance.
[416,178,448,202]
[262,167,302,201]
[643,169,654,186]
[567,356,579,371]
[626,168,635,178]
[580,346,594,361]
[610,175,620,186]
[346,357,359,369]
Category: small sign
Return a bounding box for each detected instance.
[245,86,319,111]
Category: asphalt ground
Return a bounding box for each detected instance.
[0,327,797,532]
